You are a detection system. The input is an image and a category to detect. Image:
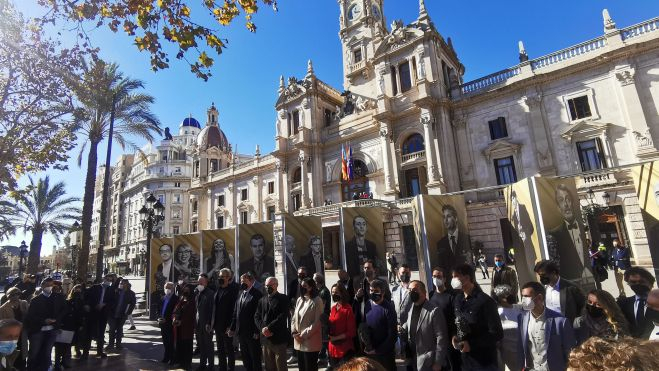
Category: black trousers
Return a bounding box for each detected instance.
[160,324,175,362]
[238,334,262,371]
[196,326,215,367]
[216,330,235,371]
[108,316,127,346]
[297,350,319,371]
[176,338,193,368]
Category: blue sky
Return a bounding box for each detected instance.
[6,0,659,256]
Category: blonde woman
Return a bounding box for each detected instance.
[292,277,324,371]
[568,337,659,370]
[574,289,629,343]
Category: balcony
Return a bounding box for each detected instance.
[294,199,394,217]
[576,170,618,189]
[401,150,426,166]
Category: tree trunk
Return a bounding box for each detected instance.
[26,227,43,274]
[77,140,99,281]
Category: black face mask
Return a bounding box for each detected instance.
[339,279,348,285]
[409,291,420,303]
[218,278,225,287]
[586,304,605,318]
[371,292,382,302]
[300,287,307,296]
[400,273,410,283]
[240,283,248,291]
[298,274,306,280]
[645,308,659,324]
[630,284,650,297]
[364,270,374,278]
[332,294,341,303]
[266,286,274,295]
[539,275,551,285]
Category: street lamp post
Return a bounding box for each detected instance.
[18,241,28,278]
[139,193,165,316]
[70,221,80,280]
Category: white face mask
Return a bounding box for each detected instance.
[433,278,444,289]
[42,286,53,296]
[196,285,205,292]
[178,280,184,286]
[450,277,462,290]
[521,296,535,311]
[165,289,173,296]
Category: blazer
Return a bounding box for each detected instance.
[328,303,356,358]
[403,300,448,371]
[345,237,377,278]
[195,286,216,328]
[617,295,655,338]
[547,221,591,283]
[230,286,263,337]
[24,292,68,335]
[558,278,586,324]
[159,294,179,324]
[298,251,324,276]
[436,232,473,274]
[111,289,136,318]
[239,255,275,283]
[611,248,631,271]
[212,283,239,332]
[255,292,290,345]
[491,266,519,296]
[518,308,576,371]
[291,296,324,352]
[85,284,116,316]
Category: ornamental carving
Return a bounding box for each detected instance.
[615,70,635,86]
[633,128,654,148]
[420,112,433,126]
[522,95,542,109]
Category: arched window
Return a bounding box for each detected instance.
[402,133,425,155]
[292,167,302,183]
[342,159,370,201]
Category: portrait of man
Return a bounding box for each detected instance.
[205,238,235,277]
[153,243,177,292]
[239,233,275,283]
[508,190,538,285]
[436,204,473,275]
[174,243,200,283]
[283,234,298,285]
[298,235,324,276]
[345,215,377,278]
[546,183,594,289]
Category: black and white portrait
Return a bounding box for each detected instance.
[205,238,235,277]
[436,204,473,274]
[239,233,275,283]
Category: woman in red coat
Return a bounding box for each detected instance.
[172,284,196,369]
[328,283,356,368]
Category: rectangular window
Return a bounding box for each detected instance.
[267,206,275,221]
[217,216,224,228]
[174,194,181,203]
[192,201,198,213]
[267,181,275,194]
[399,61,412,93]
[353,48,362,63]
[488,117,508,140]
[390,66,398,96]
[174,182,181,187]
[240,211,248,225]
[577,139,607,171]
[292,111,300,134]
[324,109,332,127]
[172,226,179,235]
[494,156,517,185]
[157,194,165,205]
[218,194,225,207]
[567,96,592,120]
[240,189,248,201]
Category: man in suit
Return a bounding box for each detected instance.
[428,268,459,371]
[344,215,377,279]
[195,273,216,370]
[239,234,275,284]
[617,266,656,338]
[156,244,176,283]
[255,277,289,371]
[158,282,178,365]
[228,272,263,371]
[534,260,585,324]
[107,279,136,350]
[611,239,631,297]
[403,280,447,371]
[436,204,473,275]
[85,274,116,358]
[298,235,324,277]
[283,235,299,286]
[508,190,537,286]
[546,184,595,291]
[212,268,239,371]
[24,278,67,371]
[337,269,355,305]
[517,281,576,371]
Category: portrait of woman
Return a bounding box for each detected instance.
[174,244,200,283]
[206,238,235,276]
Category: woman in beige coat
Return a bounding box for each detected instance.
[292,277,324,371]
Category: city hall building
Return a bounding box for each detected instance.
[90,2,659,276]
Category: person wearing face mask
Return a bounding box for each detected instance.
[492,284,521,371]
[288,267,309,309]
[391,264,412,367]
[428,268,460,371]
[228,272,263,371]
[172,284,196,369]
[490,254,519,303]
[401,280,447,371]
[517,281,576,371]
[157,282,178,365]
[83,274,116,358]
[291,277,324,371]
[353,260,378,330]
[610,239,630,298]
[361,279,396,370]
[646,289,659,341]
[533,260,585,324]
[574,289,629,344]
[107,279,136,352]
[194,273,216,370]
[211,268,239,371]
[54,284,85,370]
[255,277,290,371]
[25,277,67,371]
[328,283,356,369]
[0,288,28,369]
[617,266,657,338]
[0,319,22,371]
[451,264,503,371]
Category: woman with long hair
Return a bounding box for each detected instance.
[292,277,324,371]
[328,283,356,369]
[575,289,629,343]
[54,284,85,369]
[205,238,234,277]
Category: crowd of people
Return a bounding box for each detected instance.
[0,272,136,371]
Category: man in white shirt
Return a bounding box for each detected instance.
[534,260,585,324]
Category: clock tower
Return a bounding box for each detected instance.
[338,0,386,95]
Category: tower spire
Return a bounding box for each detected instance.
[306,59,315,79]
[518,40,529,62]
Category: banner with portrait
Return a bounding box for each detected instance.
[534,176,596,291]
[411,194,469,286]
[172,233,202,285]
[202,228,237,282]
[340,206,387,282]
[504,178,543,287]
[237,223,275,283]
[630,160,659,279]
[150,236,175,295]
[282,215,324,289]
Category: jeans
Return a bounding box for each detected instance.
[27,329,58,371]
[108,316,127,346]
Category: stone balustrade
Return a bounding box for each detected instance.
[576,170,618,189]
[401,150,426,164]
[460,67,521,94]
[530,36,607,71]
[621,17,659,41]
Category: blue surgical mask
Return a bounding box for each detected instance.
[0,340,17,355]
[495,261,504,268]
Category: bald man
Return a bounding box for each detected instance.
[255,277,289,370]
[647,289,659,341]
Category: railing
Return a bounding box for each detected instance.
[394,197,414,208]
[577,170,617,188]
[294,199,392,216]
[349,60,366,73]
[460,66,521,94]
[291,182,301,190]
[621,17,659,41]
[401,150,426,163]
[530,36,607,70]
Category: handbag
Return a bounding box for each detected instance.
[55,330,75,344]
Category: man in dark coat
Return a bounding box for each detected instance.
[84,274,116,358]
[534,260,585,324]
[229,272,263,371]
[239,234,275,284]
[255,277,289,371]
[107,279,136,350]
[298,236,324,276]
[617,266,657,338]
[157,282,178,365]
[212,268,239,371]
[195,274,216,369]
[436,204,473,274]
[25,278,67,371]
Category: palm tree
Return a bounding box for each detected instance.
[73,60,161,280]
[0,199,16,240]
[14,176,80,274]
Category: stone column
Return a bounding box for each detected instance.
[227,183,235,227]
[420,109,440,186]
[299,150,309,209]
[275,159,283,213]
[378,122,395,196]
[206,189,212,230]
[522,94,555,175]
[613,66,657,156]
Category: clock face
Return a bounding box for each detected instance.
[371,5,381,20]
[347,4,362,21]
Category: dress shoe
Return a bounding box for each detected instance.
[98,352,107,358]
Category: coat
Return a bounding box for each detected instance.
[291,296,324,352]
[518,308,576,371]
[557,278,586,324]
[211,283,238,333]
[436,231,473,274]
[617,295,655,338]
[230,286,263,338]
[172,298,196,340]
[255,292,290,345]
[402,300,448,370]
[0,300,29,361]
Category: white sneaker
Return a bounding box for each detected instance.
[286,356,297,364]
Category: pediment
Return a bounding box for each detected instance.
[482,139,522,160]
[275,78,309,106]
[560,120,611,141]
[374,28,424,58]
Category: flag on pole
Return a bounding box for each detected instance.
[347,143,354,180]
[341,144,348,181]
